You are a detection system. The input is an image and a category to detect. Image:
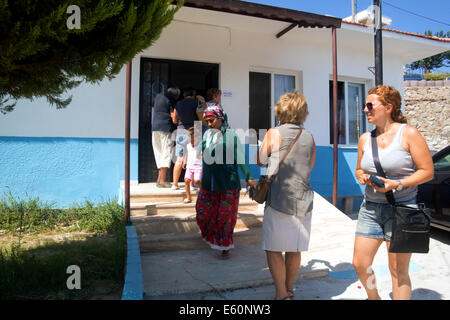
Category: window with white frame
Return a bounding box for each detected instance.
[329,80,368,145]
[273,74,296,126]
[249,70,299,140]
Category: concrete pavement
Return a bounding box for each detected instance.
[139,191,450,300]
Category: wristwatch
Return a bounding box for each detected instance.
[395,180,404,192]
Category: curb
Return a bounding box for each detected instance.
[121,225,144,300]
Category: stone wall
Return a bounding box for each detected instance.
[404,80,450,88]
[404,86,450,152]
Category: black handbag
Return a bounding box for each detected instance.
[250,129,303,204]
[370,130,431,253]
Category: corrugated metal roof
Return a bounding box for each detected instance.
[176,0,342,29]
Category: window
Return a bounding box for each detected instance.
[274,74,296,126]
[249,70,299,139]
[434,150,450,172]
[329,80,368,145]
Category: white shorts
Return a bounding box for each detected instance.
[152,131,174,169]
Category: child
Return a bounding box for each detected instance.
[184,126,202,203]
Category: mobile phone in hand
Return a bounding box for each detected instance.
[370,175,385,188]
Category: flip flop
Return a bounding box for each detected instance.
[183,198,192,204]
[275,295,293,300]
[220,250,230,259]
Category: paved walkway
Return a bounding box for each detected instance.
[141,193,450,300]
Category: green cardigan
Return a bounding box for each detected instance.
[201,127,253,191]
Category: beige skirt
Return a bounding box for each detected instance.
[261,205,312,252]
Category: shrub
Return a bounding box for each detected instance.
[423,73,450,80]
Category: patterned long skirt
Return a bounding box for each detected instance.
[196,189,240,250]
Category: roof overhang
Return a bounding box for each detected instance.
[174,0,342,32]
[341,21,450,64]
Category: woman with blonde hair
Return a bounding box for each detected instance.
[353,85,434,300]
[256,90,316,300]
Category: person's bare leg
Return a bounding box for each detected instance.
[285,252,301,297]
[173,158,183,187]
[352,235,384,300]
[156,168,161,184]
[386,241,412,300]
[159,167,168,184]
[184,178,192,202]
[266,251,289,300]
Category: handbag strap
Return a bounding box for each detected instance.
[370,129,396,206]
[268,128,303,182]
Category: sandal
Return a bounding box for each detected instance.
[220,250,230,259]
[287,289,294,298]
[274,290,294,300]
[183,198,192,204]
[275,295,293,300]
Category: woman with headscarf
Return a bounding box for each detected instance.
[196,105,256,259]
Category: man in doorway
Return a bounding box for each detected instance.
[152,87,180,188]
[171,87,199,190]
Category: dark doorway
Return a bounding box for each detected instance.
[249,72,271,141]
[139,58,219,183]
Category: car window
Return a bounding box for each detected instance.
[434,153,450,172]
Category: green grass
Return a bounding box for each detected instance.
[0,191,126,300]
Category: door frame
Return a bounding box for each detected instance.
[138,57,220,183]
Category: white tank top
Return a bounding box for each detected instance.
[186,143,202,170]
[360,124,417,203]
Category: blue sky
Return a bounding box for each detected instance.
[247,0,450,72]
[247,0,450,35]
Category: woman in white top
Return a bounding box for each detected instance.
[353,85,434,300]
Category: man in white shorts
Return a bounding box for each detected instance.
[152,87,179,187]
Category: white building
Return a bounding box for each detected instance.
[1,0,449,207]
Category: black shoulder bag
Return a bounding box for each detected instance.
[370,129,431,253]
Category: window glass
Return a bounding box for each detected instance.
[329,81,346,144]
[329,80,367,145]
[348,83,366,144]
[274,74,296,126]
[434,152,450,171]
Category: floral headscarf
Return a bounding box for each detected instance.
[203,104,229,131]
[202,104,230,150]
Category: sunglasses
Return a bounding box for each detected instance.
[363,102,374,112]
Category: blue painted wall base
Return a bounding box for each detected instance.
[1,137,364,209]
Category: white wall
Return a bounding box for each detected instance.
[1,7,442,145]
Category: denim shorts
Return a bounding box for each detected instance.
[175,133,189,158]
[355,198,418,241]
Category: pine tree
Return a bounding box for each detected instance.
[0,0,183,114]
[407,30,450,74]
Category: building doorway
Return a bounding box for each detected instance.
[139,58,219,183]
